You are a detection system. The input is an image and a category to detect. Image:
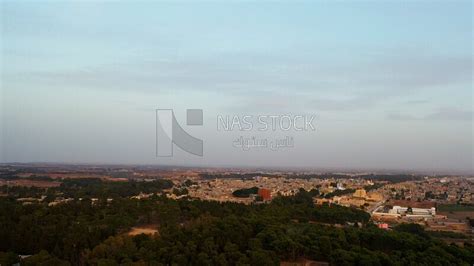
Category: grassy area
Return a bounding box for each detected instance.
[438,204,474,212]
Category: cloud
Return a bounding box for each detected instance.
[425,108,473,121]
[402,100,429,105]
[386,113,418,120]
[5,51,471,91]
[306,95,376,111]
[4,51,472,115]
[387,108,473,121]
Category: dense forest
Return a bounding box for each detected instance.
[0,179,173,199]
[0,181,473,265]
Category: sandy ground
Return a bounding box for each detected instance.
[438,211,474,220]
[127,225,159,236]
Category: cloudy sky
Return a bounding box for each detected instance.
[1,1,472,173]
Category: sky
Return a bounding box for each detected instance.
[1,1,472,173]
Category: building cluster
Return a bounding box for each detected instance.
[184,176,323,203]
[182,176,380,204]
[164,174,473,236]
[316,188,384,212]
[2,164,472,238]
[381,177,473,204]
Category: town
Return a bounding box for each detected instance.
[1,163,473,246]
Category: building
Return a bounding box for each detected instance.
[389,206,436,216]
[372,200,437,220]
[258,188,272,201]
[353,189,367,199]
[377,223,389,229]
[314,198,332,205]
[366,192,383,202]
[336,182,345,190]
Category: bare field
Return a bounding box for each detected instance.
[0,179,61,188]
[438,211,474,220]
[47,173,128,182]
[127,225,159,236]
